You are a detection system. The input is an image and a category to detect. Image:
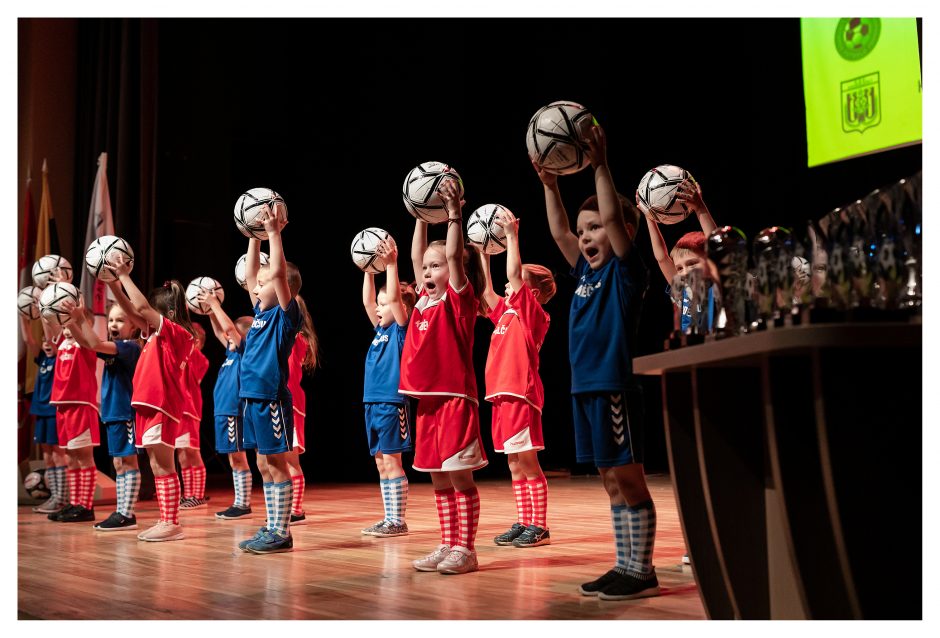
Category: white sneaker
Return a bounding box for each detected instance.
[437,546,479,575]
[412,544,451,571]
[137,521,185,542]
[33,497,64,513]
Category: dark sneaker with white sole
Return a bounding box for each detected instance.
[579,569,621,596]
[597,570,661,601]
[58,504,95,523]
[215,505,253,520]
[512,524,551,547]
[94,512,137,531]
[494,522,527,546]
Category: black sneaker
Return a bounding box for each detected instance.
[579,569,621,596]
[215,505,252,520]
[289,512,307,526]
[59,504,95,523]
[94,512,138,531]
[512,524,551,547]
[597,570,661,601]
[494,522,527,546]
[48,504,77,522]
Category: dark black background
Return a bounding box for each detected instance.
[136,18,921,482]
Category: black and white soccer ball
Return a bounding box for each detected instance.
[234,252,269,289]
[791,256,811,285]
[402,162,464,225]
[24,470,50,500]
[525,100,595,175]
[38,282,81,326]
[233,187,288,240]
[466,204,509,255]
[84,235,134,282]
[32,254,73,289]
[185,277,224,315]
[351,227,390,274]
[636,165,695,225]
[17,286,42,320]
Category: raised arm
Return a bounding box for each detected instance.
[479,251,501,313]
[645,214,678,283]
[439,179,467,289]
[66,298,117,355]
[200,289,241,348]
[411,218,428,289]
[109,256,162,331]
[585,125,632,260]
[532,160,579,268]
[261,206,291,311]
[377,236,409,326]
[106,279,148,333]
[497,208,524,294]
[362,271,378,327]
[244,237,262,309]
[678,179,717,236]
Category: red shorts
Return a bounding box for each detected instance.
[293,408,306,454]
[491,396,544,454]
[413,395,487,472]
[175,414,201,449]
[55,404,100,449]
[136,407,179,448]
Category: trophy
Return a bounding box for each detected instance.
[825,208,852,312]
[895,175,922,311]
[686,267,712,344]
[752,226,793,329]
[844,199,875,314]
[863,187,902,311]
[706,226,748,338]
[771,228,794,326]
[667,273,686,350]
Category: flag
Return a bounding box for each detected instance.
[79,152,115,340]
[19,171,36,413]
[34,158,60,261]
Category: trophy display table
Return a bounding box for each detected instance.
[633,323,921,619]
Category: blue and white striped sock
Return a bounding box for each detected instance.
[115,472,125,515]
[233,470,252,509]
[123,469,141,517]
[267,480,292,537]
[625,500,656,578]
[380,478,391,523]
[611,504,630,574]
[51,466,67,504]
[386,476,408,525]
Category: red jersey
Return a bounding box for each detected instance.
[287,333,307,416]
[484,287,550,410]
[50,338,99,410]
[399,280,479,402]
[183,347,209,419]
[131,316,194,423]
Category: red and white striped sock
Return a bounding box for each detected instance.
[66,468,80,506]
[527,475,548,529]
[434,487,457,547]
[180,466,193,499]
[455,487,481,551]
[80,467,97,510]
[290,474,305,516]
[512,479,531,526]
[191,465,206,500]
[155,473,181,525]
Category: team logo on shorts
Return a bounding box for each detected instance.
[270,403,283,439]
[125,421,134,445]
[398,406,408,440]
[227,416,237,444]
[609,393,625,446]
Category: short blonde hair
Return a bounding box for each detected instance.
[522,264,556,304]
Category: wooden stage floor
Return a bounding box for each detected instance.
[18,473,705,620]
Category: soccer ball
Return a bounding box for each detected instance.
[466,204,509,255]
[351,227,390,274]
[185,277,224,315]
[636,165,696,225]
[17,286,42,320]
[233,187,288,240]
[24,471,50,500]
[402,162,464,224]
[791,256,811,284]
[525,100,596,175]
[84,235,134,282]
[234,252,270,289]
[38,282,81,326]
[32,254,73,289]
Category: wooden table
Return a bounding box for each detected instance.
[633,323,921,619]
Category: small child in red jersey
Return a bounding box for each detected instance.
[178,322,210,510]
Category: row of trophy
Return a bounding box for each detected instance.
[667,171,921,348]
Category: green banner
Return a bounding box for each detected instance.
[801,18,922,167]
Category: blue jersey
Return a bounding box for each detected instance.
[568,250,648,394]
[363,321,407,404]
[98,340,142,423]
[666,284,716,332]
[239,299,301,401]
[213,341,244,416]
[30,353,56,416]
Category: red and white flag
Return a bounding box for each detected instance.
[79,152,115,343]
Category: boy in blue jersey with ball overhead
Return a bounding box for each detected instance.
[534,123,659,601]
[237,204,302,554]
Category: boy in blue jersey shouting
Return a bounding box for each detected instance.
[533,123,658,601]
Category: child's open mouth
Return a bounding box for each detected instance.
[425,282,437,291]
[585,247,599,259]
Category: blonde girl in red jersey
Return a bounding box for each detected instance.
[480,208,556,548]
[106,260,196,542]
[178,322,210,510]
[399,179,490,575]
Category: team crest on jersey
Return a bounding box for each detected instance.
[220,358,235,368]
[574,279,603,298]
[39,363,53,375]
[372,334,390,346]
[252,318,267,329]
[417,320,429,331]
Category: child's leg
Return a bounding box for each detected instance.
[518,450,548,530]
[449,469,480,551]
[118,454,141,517]
[506,453,532,527]
[188,447,206,500]
[600,464,656,580]
[258,452,292,537]
[50,445,68,504]
[381,453,408,526]
[228,451,252,509]
[148,444,181,525]
[177,448,193,499]
[430,471,458,547]
[285,449,304,517]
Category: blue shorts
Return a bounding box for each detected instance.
[104,420,138,458]
[572,387,645,467]
[241,397,293,456]
[33,415,58,445]
[215,414,244,454]
[364,402,414,456]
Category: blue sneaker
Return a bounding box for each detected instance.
[238,526,268,552]
[245,529,293,554]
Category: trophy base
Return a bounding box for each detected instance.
[665,335,684,351]
[683,333,706,347]
[809,307,846,324]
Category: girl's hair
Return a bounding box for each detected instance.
[522,264,557,304]
[293,293,320,372]
[286,261,302,297]
[578,192,642,237]
[427,240,489,316]
[378,281,419,314]
[148,279,195,337]
[670,231,707,260]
